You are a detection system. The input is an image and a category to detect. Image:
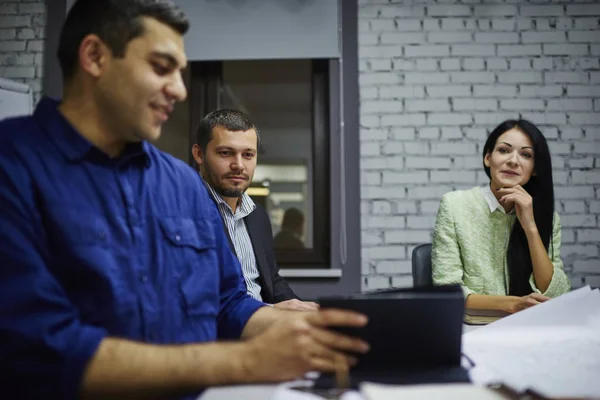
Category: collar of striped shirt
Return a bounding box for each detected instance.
[202,178,256,220]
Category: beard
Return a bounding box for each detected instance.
[202,163,251,198]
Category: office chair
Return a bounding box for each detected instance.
[412,243,433,287]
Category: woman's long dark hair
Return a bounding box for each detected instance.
[482,120,554,296]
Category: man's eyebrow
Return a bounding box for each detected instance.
[215,146,257,152]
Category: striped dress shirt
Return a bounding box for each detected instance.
[204,181,263,301]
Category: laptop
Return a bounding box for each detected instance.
[314,284,470,389]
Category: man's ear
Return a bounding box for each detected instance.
[191,144,204,166]
[484,152,491,168]
[79,34,110,79]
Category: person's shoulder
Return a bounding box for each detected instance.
[0,115,40,147]
[146,144,198,180]
[442,186,480,204]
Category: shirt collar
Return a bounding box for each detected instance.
[202,177,256,218]
[34,97,151,167]
[482,184,514,215]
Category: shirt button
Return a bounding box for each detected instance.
[174,234,181,242]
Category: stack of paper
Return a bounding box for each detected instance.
[463,286,600,399]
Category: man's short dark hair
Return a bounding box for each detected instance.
[58,0,189,81]
[196,109,260,153]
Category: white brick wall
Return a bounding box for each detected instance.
[0,1,45,104]
[359,0,600,291]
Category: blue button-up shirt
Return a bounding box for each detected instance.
[0,98,265,399]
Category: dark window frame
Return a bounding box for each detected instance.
[188,59,333,268]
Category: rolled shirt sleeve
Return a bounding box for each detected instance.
[0,160,106,400]
[529,212,571,298]
[432,194,475,298]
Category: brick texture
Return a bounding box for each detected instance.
[0,1,45,104]
[359,0,600,291]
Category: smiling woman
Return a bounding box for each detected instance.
[432,119,571,315]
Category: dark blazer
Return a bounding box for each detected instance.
[208,193,298,304]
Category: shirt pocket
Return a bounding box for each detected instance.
[158,217,220,318]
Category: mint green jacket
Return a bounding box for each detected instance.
[432,186,570,298]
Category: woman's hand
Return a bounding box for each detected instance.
[497,185,536,232]
[507,293,550,313]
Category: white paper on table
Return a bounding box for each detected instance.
[360,383,507,400]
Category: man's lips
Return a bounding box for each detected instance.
[225,176,248,182]
[501,170,519,176]
[150,103,172,121]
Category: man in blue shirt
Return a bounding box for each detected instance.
[0,1,368,399]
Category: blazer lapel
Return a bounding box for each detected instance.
[245,211,274,302]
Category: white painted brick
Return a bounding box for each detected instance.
[564,200,586,213]
[561,214,597,228]
[360,46,404,58]
[420,200,441,214]
[441,19,465,31]
[475,32,519,44]
[364,245,407,260]
[377,261,412,275]
[398,19,425,32]
[570,113,600,125]
[26,40,43,52]
[566,85,597,97]
[0,4,18,14]
[423,19,441,31]
[362,100,403,114]
[362,216,406,229]
[451,71,495,83]
[392,59,415,71]
[361,157,386,170]
[360,186,406,200]
[587,128,600,139]
[553,171,568,186]
[361,33,379,46]
[404,72,449,84]
[406,99,450,112]
[492,19,516,31]
[406,216,436,230]
[406,157,451,169]
[532,58,553,70]
[360,128,388,141]
[440,58,461,70]
[569,30,600,43]
[381,6,425,18]
[478,20,491,31]
[519,85,563,97]
[409,185,454,200]
[573,170,600,184]
[391,128,416,140]
[428,32,472,43]
[552,154,565,167]
[555,18,574,31]
[473,112,520,125]
[486,58,509,70]
[592,72,600,84]
[426,85,471,97]
[404,141,430,155]
[370,19,394,32]
[517,19,532,30]
[404,45,450,57]
[380,85,424,99]
[545,72,589,83]
[441,127,463,140]
[454,98,498,111]
[585,275,600,289]
[463,58,485,70]
[364,276,391,290]
[548,141,572,155]
[360,142,381,156]
[564,245,598,259]
[510,59,532,70]
[498,45,542,56]
[547,99,593,111]
[415,59,438,71]
[428,113,473,125]
[540,127,558,140]
[360,115,380,128]
[381,113,427,127]
[555,186,594,199]
[498,72,543,84]
[362,171,382,186]
[383,171,429,184]
[520,5,565,17]
[362,232,383,247]
[17,3,45,14]
[431,142,477,155]
[418,127,440,139]
[391,275,414,288]
[0,28,16,40]
[474,85,517,97]
[567,5,600,16]
[360,72,402,86]
[0,41,26,52]
[590,201,600,214]
[381,142,405,155]
[0,15,30,28]
[385,230,432,244]
[575,18,600,30]
[451,45,496,56]
[543,44,589,56]
[595,99,600,112]
[381,32,426,44]
[453,155,482,169]
[1,66,35,78]
[369,59,392,71]
[562,229,575,243]
[427,5,471,17]
[568,156,594,168]
[474,5,518,17]
[557,128,580,140]
[431,170,477,183]
[394,201,418,214]
[592,45,600,56]
[360,86,378,100]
